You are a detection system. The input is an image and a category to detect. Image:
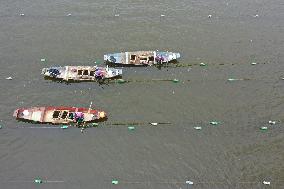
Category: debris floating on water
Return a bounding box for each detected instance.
[114,14,120,17]
[160,14,165,17]
[263,181,270,185]
[194,126,202,130]
[67,13,72,16]
[6,77,13,80]
[40,58,46,62]
[20,13,25,16]
[80,128,84,133]
[254,14,259,18]
[112,180,119,185]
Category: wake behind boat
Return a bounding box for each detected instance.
[13,106,107,124]
[104,50,181,66]
[42,66,122,81]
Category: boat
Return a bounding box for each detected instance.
[41,65,122,81]
[104,50,181,66]
[13,106,107,124]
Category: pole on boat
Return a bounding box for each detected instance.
[88,101,93,113]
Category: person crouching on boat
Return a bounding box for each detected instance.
[74,112,84,127]
[95,69,104,80]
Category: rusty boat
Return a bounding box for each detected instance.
[13,106,107,124]
[104,50,181,66]
[41,65,122,81]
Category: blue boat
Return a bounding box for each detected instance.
[104,50,181,66]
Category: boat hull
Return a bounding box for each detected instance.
[13,106,107,124]
[41,66,122,81]
[104,51,180,66]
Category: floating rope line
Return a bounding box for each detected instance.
[110,78,184,84]
[154,61,270,68]
[14,122,172,129]
[107,179,282,185]
[1,179,64,184]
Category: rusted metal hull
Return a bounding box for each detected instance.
[41,66,122,81]
[104,50,181,66]
[13,106,107,124]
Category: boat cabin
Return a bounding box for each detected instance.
[129,54,154,65]
[77,69,96,78]
[52,110,75,121]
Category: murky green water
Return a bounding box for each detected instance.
[0,0,283,188]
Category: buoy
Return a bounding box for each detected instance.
[92,123,99,127]
[112,180,119,185]
[260,126,268,131]
[128,126,135,131]
[117,79,126,84]
[172,79,179,83]
[186,180,194,185]
[194,126,202,130]
[227,78,239,81]
[34,179,42,184]
[268,120,276,125]
[210,121,219,126]
[263,181,270,185]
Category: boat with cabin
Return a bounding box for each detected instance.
[41,66,122,81]
[13,106,107,124]
[104,50,181,66]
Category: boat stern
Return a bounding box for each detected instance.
[13,109,19,117]
[13,108,32,120]
[167,52,181,62]
[104,53,123,64]
[94,111,107,120]
[93,110,107,120]
[105,67,123,78]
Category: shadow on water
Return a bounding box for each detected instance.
[16,117,108,126]
[106,60,179,71]
[43,76,122,86]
